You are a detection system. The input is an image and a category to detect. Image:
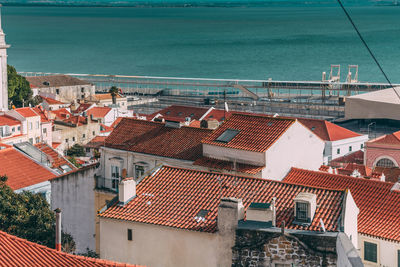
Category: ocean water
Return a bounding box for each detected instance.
[3,5,400,82]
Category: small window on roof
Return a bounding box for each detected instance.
[216,129,239,143]
[178,112,183,116]
[267,122,274,126]
[311,126,316,131]
[190,113,195,117]
[166,111,171,115]
[194,209,209,222]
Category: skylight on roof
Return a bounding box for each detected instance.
[215,129,239,143]
[194,209,209,222]
[311,127,316,131]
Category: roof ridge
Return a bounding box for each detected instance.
[324,121,333,141]
[290,167,394,186]
[160,165,347,193]
[120,117,213,132]
[230,112,296,121]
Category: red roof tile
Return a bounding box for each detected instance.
[87,107,111,118]
[32,106,51,123]
[52,142,61,149]
[373,167,400,183]
[62,115,87,126]
[151,105,209,121]
[99,166,345,233]
[369,130,400,145]
[338,163,372,177]
[105,118,212,161]
[110,117,123,128]
[92,93,123,101]
[74,103,93,114]
[202,113,295,152]
[193,156,264,174]
[100,124,113,133]
[15,107,38,118]
[330,150,364,166]
[41,96,67,105]
[0,115,20,126]
[201,108,231,121]
[284,168,400,242]
[0,230,142,267]
[0,148,56,190]
[34,143,76,171]
[85,136,107,149]
[50,108,72,120]
[298,118,361,141]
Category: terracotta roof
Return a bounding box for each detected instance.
[41,96,67,105]
[338,163,372,177]
[193,156,264,174]
[99,166,345,233]
[25,75,90,88]
[151,105,209,121]
[105,118,212,161]
[62,115,87,126]
[50,108,71,120]
[15,107,38,118]
[92,93,123,101]
[87,107,112,118]
[369,130,400,145]
[0,147,56,190]
[202,113,295,152]
[52,142,61,149]
[32,106,51,123]
[34,143,76,171]
[100,124,113,133]
[284,168,400,242]
[0,230,141,267]
[0,115,20,126]
[298,118,361,141]
[110,117,123,128]
[74,103,93,114]
[85,136,107,149]
[330,150,364,166]
[201,108,231,122]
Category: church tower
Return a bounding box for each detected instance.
[0,5,9,111]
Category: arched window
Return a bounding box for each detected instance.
[376,158,396,168]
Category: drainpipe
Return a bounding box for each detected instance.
[54,208,61,251]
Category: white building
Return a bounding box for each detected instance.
[0,6,9,112]
[298,118,368,164]
[285,167,400,267]
[196,113,325,180]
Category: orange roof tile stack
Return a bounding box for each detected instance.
[202,113,295,152]
[0,147,56,190]
[298,118,361,141]
[99,166,345,233]
[284,168,400,243]
[0,230,142,266]
[105,118,213,161]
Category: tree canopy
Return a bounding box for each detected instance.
[66,144,85,157]
[7,65,35,108]
[0,175,75,252]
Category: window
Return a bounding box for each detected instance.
[376,158,396,168]
[56,89,60,95]
[364,241,377,263]
[216,129,240,143]
[111,165,120,189]
[127,229,132,241]
[86,148,90,153]
[65,138,69,143]
[72,137,76,142]
[35,137,40,143]
[17,126,20,131]
[135,165,145,179]
[337,148,340,154]
[93,131,95,136]
[81,87,85,93]
[295,202,308,222]
[11,127,15,132]
[81,94,85,99]
[29,122,32,130]
[361,144,364,149]
[29,138,33,144]
[82,134,86,139]
[43,128,47,134]
[349,146,352,152]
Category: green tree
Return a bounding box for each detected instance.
[0,175,75,252]
[66,144,85,157]
[7,65,34,108]
[109,85,119,105]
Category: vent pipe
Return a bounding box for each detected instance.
[54,208,61,251]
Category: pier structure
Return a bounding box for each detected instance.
[20,72,400,120]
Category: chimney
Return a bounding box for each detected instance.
[246,198,276,226]
[54,208,61,251]
[118,178,136,205]
[217,197,244,235]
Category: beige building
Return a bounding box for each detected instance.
[52,115,100,153]
[85,93,128,111]
[98,166,359,267]
[26,75,95,103]
[7,107,42,144]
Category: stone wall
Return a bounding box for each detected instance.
[232,229,337,267]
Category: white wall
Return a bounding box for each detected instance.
[358,234,400,267]
[100,218,220,267]
[327,135,369,162]
[50,165,97,253]
[203,144,265,166]
[342,190,359,249]
[263,121,325,180]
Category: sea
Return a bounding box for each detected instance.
[3,3,400,82]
